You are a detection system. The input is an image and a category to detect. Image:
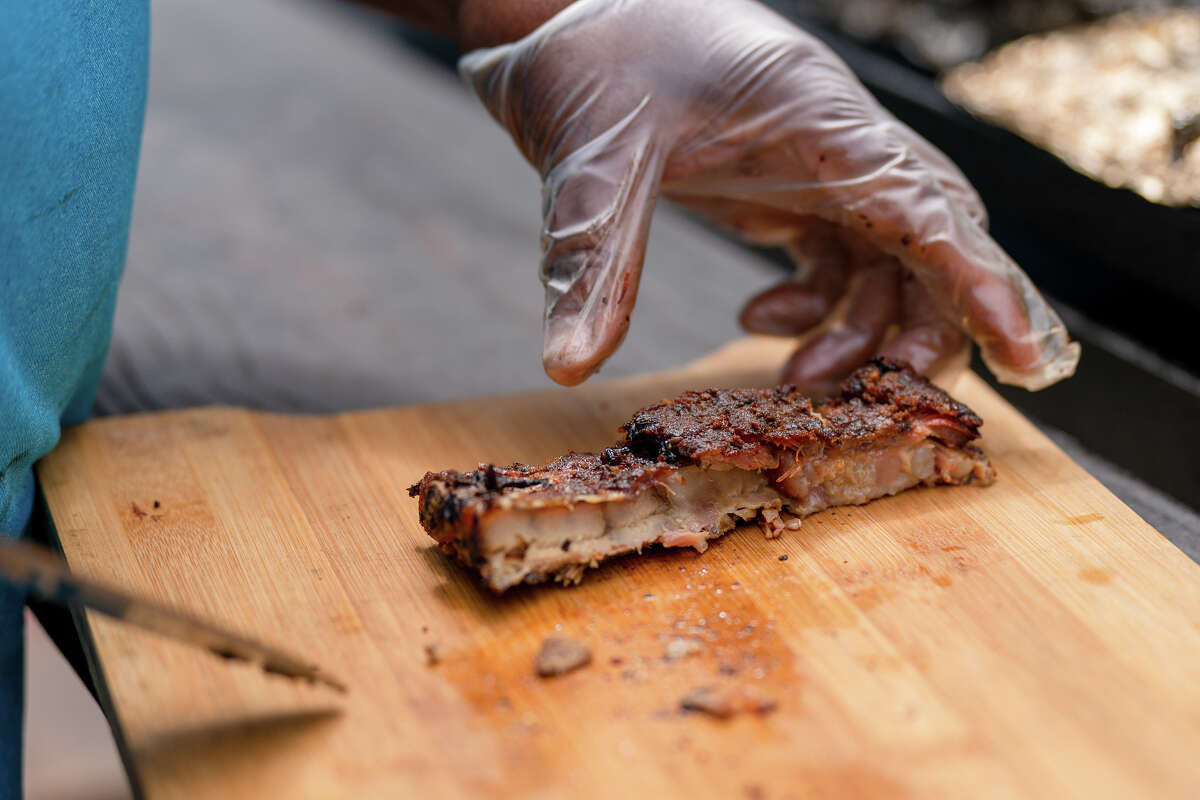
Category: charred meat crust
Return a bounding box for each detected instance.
[409,360,989,576]
[410,452,677,553]
[623,358,982,465]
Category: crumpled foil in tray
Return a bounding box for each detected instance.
[943,10,1200,207]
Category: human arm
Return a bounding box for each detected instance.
[0,1,149,788]
[0,1,148,537]
[346,0,572,51]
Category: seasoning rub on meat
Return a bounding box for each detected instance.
[410,360,994,592]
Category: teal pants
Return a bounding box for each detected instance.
[1,1,148,792]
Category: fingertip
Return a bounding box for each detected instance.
[895,225,1079,391]
[542,355,593,387]
[541,309,628,387]
[779,330,861,399]
[877,323,968,375]
[779,350,841,400]
[984,339,1081,391]
[739,283,833,336]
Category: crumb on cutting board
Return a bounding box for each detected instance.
[664,637,704,661]
[423,643,441,666]
[681,686,735,719]
[680,685,778,719]
[534,636,592,677]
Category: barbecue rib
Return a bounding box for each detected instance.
[410,360,994,591]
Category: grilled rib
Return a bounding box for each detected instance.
[410,360,994,592]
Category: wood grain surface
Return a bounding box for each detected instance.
[38,338,1200,799]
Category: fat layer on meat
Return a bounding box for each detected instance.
[410,360,995,591]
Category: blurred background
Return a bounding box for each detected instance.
[25,0,1199,797]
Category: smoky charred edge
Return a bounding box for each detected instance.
[615,359,982,463]
[411,465,552,531]
[413,361,985,526]
[847,358,982,428]
[411,360,993,590]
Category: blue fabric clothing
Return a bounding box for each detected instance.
[1,0,149,793]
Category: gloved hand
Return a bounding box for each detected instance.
[459,0,1080,390]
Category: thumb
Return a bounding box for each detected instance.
[539,109,663,385]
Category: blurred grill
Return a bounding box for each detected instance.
[943,10,1200,207]
[780,0,1200,69]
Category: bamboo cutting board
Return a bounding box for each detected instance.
[38,337,1200,799]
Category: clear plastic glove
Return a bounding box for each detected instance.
[459,0,1080,390]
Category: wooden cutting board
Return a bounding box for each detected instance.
[38,337,1200,799]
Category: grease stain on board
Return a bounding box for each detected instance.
[848,585,887,613]
[1079,567,1115,585]
[431,549,802,795]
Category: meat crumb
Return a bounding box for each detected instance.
[534,636,592,677]
[681,685,778,719]
[741,686,778,715]
[664,637,703,661]
[423,643,441,666]
[681,686,735,718]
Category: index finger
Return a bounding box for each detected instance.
[826,166,1079,388]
